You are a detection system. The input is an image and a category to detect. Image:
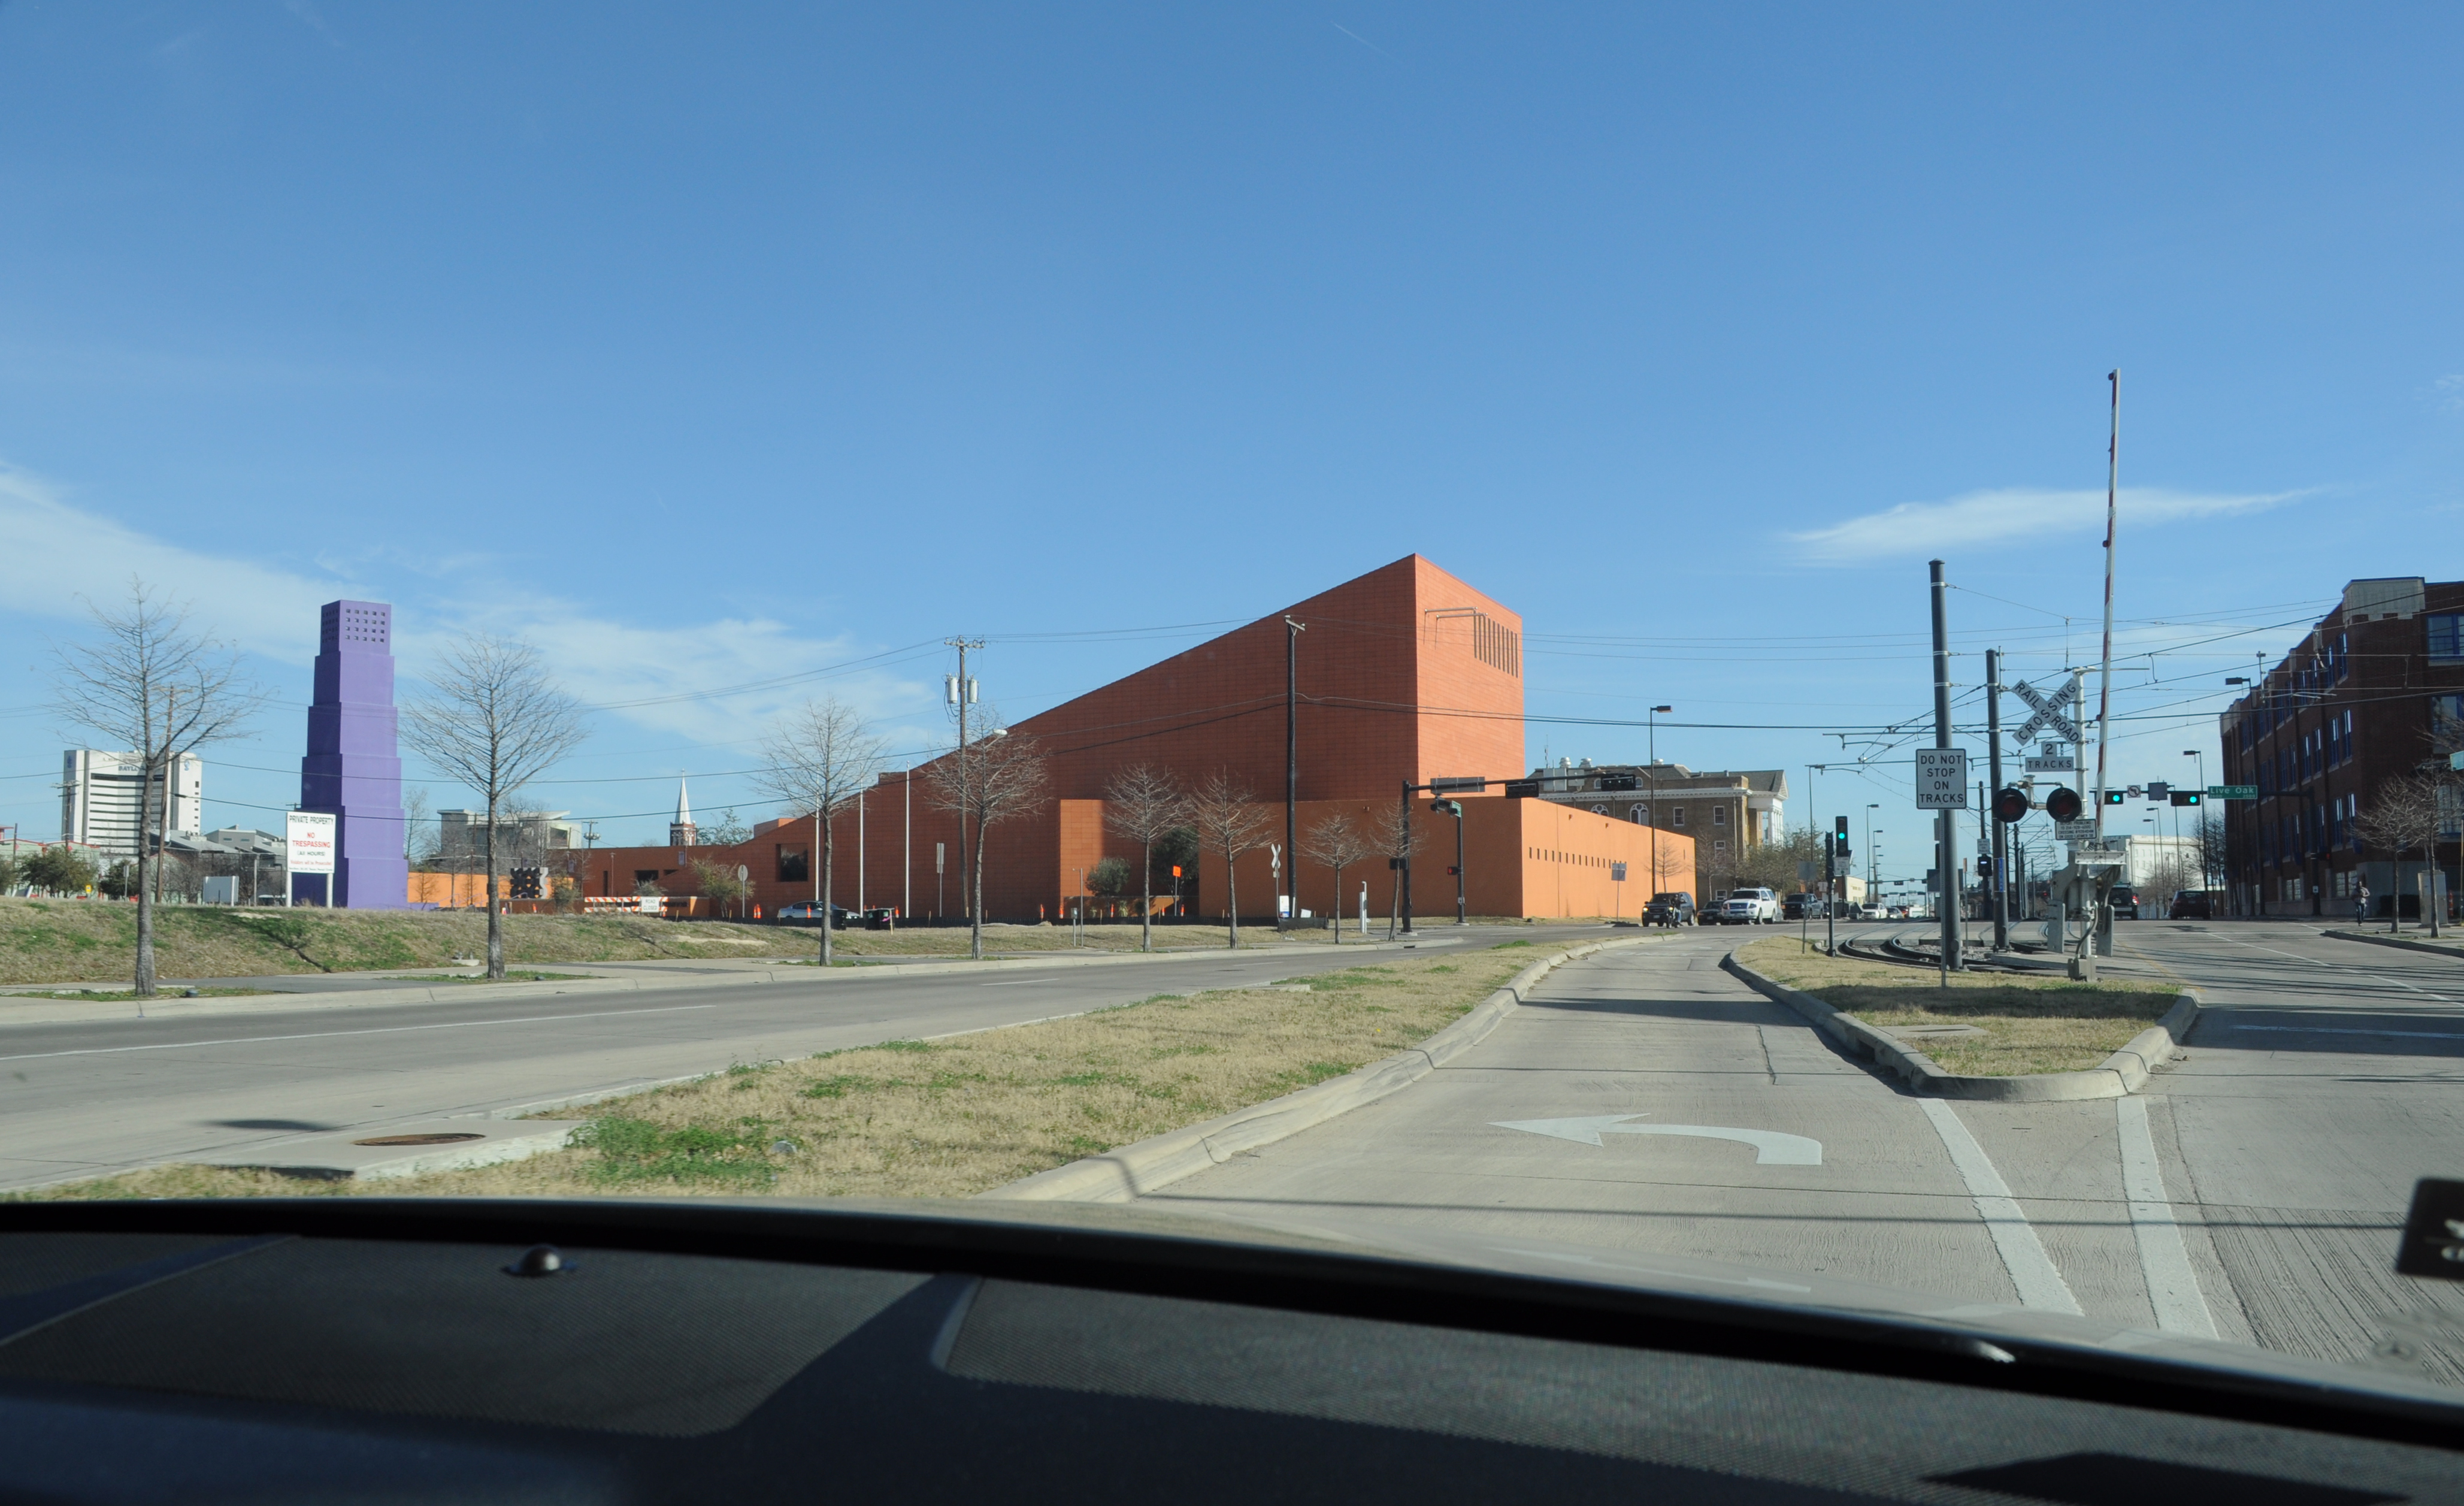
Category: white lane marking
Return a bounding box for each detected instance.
[0,1003,721,1064]
[2203,933,2454,1004]
[1491,1115,1823,1165]
[1916,1099,2083,1315]
[2221,1023,2464,1040]
[2115,1096,2217,1338]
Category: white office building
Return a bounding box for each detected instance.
[60,750,203,859]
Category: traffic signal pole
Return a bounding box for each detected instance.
[1930,560,1960,979]
[1986,647,2009,952]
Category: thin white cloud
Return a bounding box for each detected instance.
[1786,486,2305,564]
[2435,374,2464,412]
[0,461,918,744]
[0,465,341,657]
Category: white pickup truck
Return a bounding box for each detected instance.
[1712,887,1781,925]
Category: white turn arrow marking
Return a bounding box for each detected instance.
[1491,1116,1823,1165]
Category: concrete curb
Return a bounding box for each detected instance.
[978,933,1670,1203]
[2319,929,2464,960]
[0,941,1430,1027]
[1721,950,2200,1102]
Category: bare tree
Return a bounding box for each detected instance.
[753,697,887,966]
[1368,798,1422,939]
[400,636,588,978]
[925,720,1050,960]
[1102,763,1187,952]
[1300,811,1373,945]
[1188,770,1273,948]
[2356,774,2448,936]
[49,580,264,997]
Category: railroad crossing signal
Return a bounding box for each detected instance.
[2044,787,2084,822]
[2009,674,2084,747]
[1991,787,2032,823]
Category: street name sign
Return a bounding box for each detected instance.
[2208,785,2257,801]
[1428,776,1487,793]
[1913,749,1970,808]
[2053,818,2098,842]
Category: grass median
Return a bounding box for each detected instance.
[1739,936,2180,1076]
[22,941,1578,1203]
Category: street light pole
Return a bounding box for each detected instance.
[1284,616,1306,924]
[1649,706,1672,897]
[2185,749,2206,891]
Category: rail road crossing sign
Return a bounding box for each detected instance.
[2053,819,2099,842]
[2023,754,2076,773]
[1914,749,1970,809]
[2009,675,2084,747]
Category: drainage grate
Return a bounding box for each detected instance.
[350,1132,488,1147]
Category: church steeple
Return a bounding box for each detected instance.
[669,776,697,846]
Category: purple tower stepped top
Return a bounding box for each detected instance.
[298,600,408,908]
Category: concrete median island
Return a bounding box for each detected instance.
[1735,936,2181,1077]
[17,943,1557,1203]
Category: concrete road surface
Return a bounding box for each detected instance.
[0,923,1612,1192]
[1142,924,2464,1389]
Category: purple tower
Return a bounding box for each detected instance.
[297,600,408,908]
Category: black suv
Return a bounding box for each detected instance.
[1644,891,1696,926]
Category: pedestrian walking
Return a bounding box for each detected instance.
[2355,881,2371,929]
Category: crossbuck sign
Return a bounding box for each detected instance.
[1914,749,1970,809]
[2009,675,2084,747]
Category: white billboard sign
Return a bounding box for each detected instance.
[286,811,337,875]
[1913,749,1970,809]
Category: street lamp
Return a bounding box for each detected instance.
[1648,706,1672,898]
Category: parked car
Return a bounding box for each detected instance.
[2108,884,2139,920]
[2168,890,2214,920]
[1644,891,1696,926]
[1782,893,1826,920]
[776,900,858,927]
[1713,887,1781,925]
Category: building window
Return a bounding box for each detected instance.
[1711,806,1727,826]
[1590,805,1608,816]
[1714,839,1728,853]
[1631,805,1649,824]
[777,846,809,883]
[1671,807,1686,827]
[2429,612,2463,663]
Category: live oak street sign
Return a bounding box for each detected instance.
[1914,749,1969,810]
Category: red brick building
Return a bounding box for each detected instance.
[573,555,1691,921]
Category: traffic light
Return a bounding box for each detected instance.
[1976,855,1994,878]
[1429,799,1463,818]
[1831,815,1851,859]
[2103,789,2127,806]
[1991,787,2032,823]
[2044,787,2083,821]
[1446,866,1461,876]
[2170,790,2202,807]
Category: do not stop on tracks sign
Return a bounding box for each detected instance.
[1913,749,1970,809]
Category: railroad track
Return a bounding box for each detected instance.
[1830,926,2063,975]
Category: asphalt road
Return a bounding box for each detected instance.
[0,924,1615,1192]
[1139,922,2464,1389]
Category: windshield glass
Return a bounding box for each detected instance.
[2,3,2460,1411]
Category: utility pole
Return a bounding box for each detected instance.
[2093,370,2120,847]
[1986,648,2009,951]
[945,639,982,926]
[1930,560,1959,979]
[1285,616,1305,923]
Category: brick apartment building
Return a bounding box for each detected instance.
[570,555,1692,921]
[2218,576,2464,918]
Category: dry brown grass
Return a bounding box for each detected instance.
[0,900,819,986]
[21,943,1572,1203]
[1739,936,2181,1076]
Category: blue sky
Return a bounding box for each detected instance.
[3,2,2459,885]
